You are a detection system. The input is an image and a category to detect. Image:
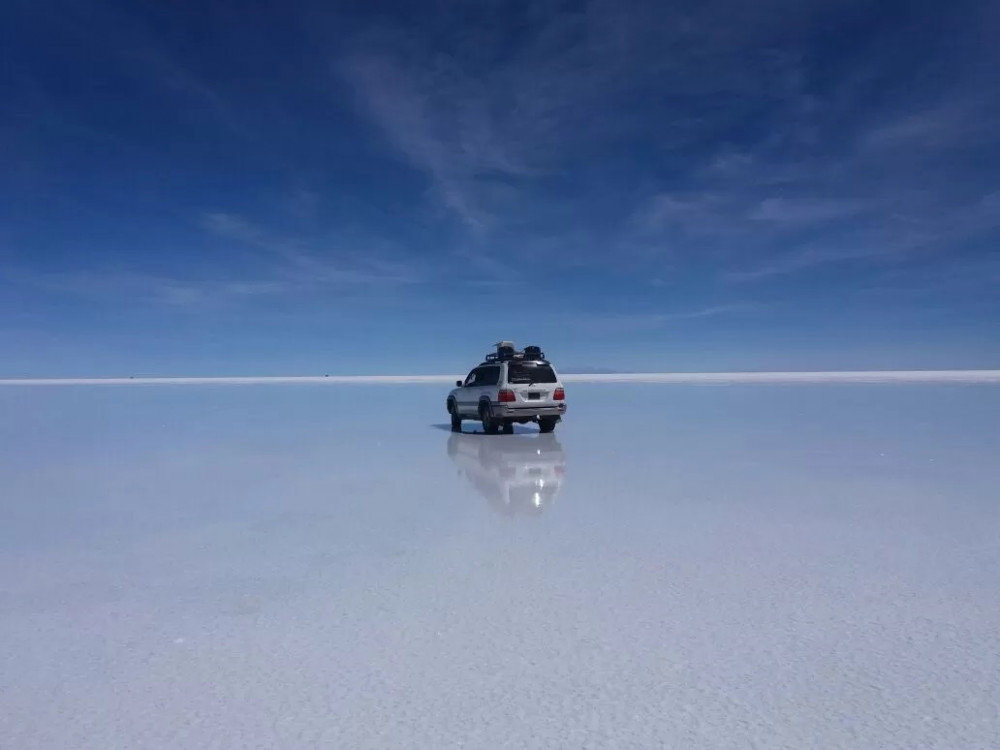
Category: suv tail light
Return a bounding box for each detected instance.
[498,389,516,403]
[553,387,565,401]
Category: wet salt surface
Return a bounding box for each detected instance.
[1,384,999,749]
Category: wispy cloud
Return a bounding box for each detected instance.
[601,0,1000,287]
[6,0,1000,330]
[339,54,514,232]
[24,1,254,141]
[202,213,275,249]
[747,198,866,224]
[630,193,732,236]
[626,100,999,282]
[336,0,791,234]
[202,211,429,288]
[725,243,883,282]
[4,210,434,312]
[571,303,754,334]
[6,269,288,310]
[727,191,1000,282]
[858,96,997,154]
[128,45,251,140]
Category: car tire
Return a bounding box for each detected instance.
[480,402,500,435]
[501,420,514,435]
[448,399,462,432]
[538,417,557,434]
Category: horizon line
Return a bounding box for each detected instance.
[2,370,1000,386]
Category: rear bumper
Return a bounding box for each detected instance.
[492,403,566,419]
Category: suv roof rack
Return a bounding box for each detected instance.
[481,341,548,365]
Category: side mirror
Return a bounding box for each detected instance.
[456,380,463,387]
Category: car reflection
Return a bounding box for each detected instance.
[447,432,566,517]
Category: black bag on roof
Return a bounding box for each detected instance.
[523,345,544,360]
[495,341,517,360]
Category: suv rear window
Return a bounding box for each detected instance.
[506,362,557,384]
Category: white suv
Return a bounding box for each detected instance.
[447,342,567,434]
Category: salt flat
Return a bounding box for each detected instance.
[1,384,999,749]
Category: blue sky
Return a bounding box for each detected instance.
[1,0,998,376]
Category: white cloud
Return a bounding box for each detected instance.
[570,304,753,334]
[748,198,865,224]
[202,212,428,288]
[336,0,804,233]
[5,210,437,312]
[6,269,289,309]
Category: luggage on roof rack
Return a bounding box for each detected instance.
[493,340,517,361]
[482,341,548,364]
[523,345,544,361]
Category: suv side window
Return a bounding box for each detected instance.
[478,366,500,386]
[464,366,500,387]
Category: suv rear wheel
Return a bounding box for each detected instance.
[538,417,557,434]
[480,402,500,435]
